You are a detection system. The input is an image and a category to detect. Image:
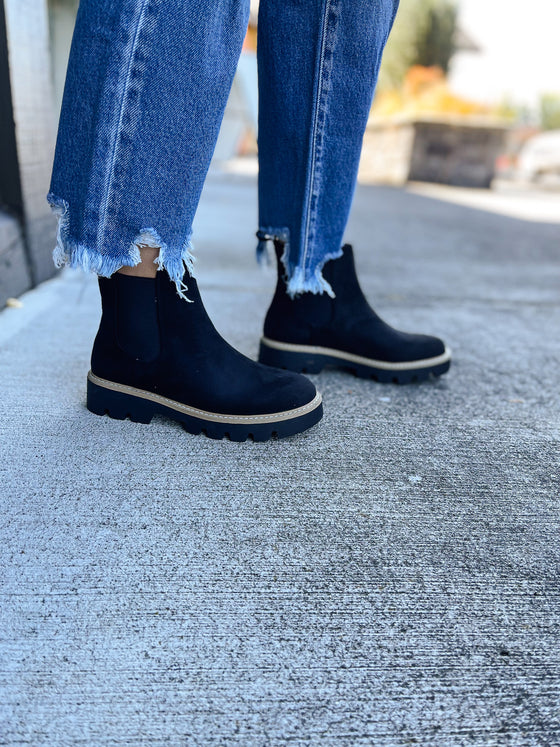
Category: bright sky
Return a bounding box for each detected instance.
[449,0,560,109]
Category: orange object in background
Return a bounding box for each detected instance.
[242,20,257,53]
[242,0,259,51]
[372,65,492,120]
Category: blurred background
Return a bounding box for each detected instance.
[1,0,559,307]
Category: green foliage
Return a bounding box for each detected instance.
[495,97,533,126]
[540,94,560,131]
[378,0,459,91]
[415,2,458,72]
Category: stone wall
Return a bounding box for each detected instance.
[360,117,507,189]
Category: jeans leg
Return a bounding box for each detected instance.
[48,0,250,295]
[257,0,399,297]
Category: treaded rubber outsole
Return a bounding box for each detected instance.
[86,373,323,441]
[259,339,451,384]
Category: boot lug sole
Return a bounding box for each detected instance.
[259,338,451,384]
[86,371,322,441]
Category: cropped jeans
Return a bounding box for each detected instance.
[48,0,399,298]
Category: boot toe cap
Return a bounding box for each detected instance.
[405,332,446,362]
[259,366,319,413]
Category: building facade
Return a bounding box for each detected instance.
[0,0,74,306]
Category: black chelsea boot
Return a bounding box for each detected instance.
[87,271,323,440]
[259,242,451,383]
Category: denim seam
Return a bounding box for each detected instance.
[96,0,152,250]
[299,0,341,286]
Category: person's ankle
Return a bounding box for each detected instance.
[117,245,159,278]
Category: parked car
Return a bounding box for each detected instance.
[518,130,560,182]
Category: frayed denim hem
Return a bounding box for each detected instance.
[256,226,342,299]
[47,194,196,301]
[285,246,343,299]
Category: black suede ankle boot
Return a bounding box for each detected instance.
[87,271,322,440]
[259,243,451,383]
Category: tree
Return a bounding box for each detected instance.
[414,1,458,73]
[378,0,459,91]
[540,94,560,131]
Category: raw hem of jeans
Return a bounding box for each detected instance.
[47,194,196,301]
[285,247,343,299]
[257,226,342,299]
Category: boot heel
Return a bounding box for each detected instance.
[259,339,326,374]
[87,375,153,424]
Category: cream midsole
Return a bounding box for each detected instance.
[88,371,322,425]
[261,337,452,371]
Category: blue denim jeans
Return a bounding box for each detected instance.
[48,0,399,298]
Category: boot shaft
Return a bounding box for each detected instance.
[264,241,371,344]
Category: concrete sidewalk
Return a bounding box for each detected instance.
[1,171,559,745]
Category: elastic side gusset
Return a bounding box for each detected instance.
[47,194,196,301]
